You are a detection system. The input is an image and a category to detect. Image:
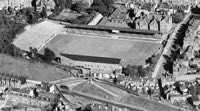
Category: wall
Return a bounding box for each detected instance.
[74,61,122,74]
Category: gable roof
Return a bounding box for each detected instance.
[155,14,164,21]
[143,15,150,24]
[161,15,171,23]
[60,54,121,65]
[150,18,158,25]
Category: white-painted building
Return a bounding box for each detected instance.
[60,54,122,74]
[88,13,103,26]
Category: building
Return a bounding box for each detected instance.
[0,73,26,87]
[160,15,172,33]
[60,54,122,74]
[149,18,159,31]
[88,13,103,26]
[8,87,59,107]
[72,0,93,7]
[3,0,32,10]
[36,0,55,12]
[162,0,200,5]
[139,16,149,30]
[108,8,131,24]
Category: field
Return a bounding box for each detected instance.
[42,34,161,66]
[72,81,116,101]
[0,54,71,82]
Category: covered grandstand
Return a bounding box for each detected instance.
[65,23,161,35]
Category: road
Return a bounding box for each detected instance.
[152,12,192,78]
[51,77,86,85]
[93,79,139,96]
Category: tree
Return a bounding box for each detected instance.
[172,11,184,24]
[65,0,72,8]
[44,48,55,62]
[71,1,88,13]
[103,6,114,16]
[191,6,200,14]
[8,6,13,14]
[127,65,139,78]
[40,7,47,18]
[138,65,146,77]
[151,55,159,65]
[84,105,92,111]
[92,0,104,6]
[102,0,114,6]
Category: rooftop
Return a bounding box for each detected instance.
[65,23,160,35]
[61,54,121,65]
[10,87,30,94]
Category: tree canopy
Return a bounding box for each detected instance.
[102,0,114,6]
[71,1,88,13]
[44,48,56,62]
[0,12,26,57]
[172,10,184,24]
[122,65,147,78]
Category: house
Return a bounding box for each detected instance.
[0,73,26,87]
[72,0,93,7]
[149,18,159,31]
[3,0,32,10]
[36,0,55,12]
[170,95,187,104]
[60,54,122,75]
[139,16,149,30]
[8,87,59,107]
[108,8,131,24]
[160,15,172,33]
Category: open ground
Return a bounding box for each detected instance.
[71,81,179,111]
[0,54,71,82]
[41,34,161,66]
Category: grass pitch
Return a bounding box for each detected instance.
[42,34,161,66]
